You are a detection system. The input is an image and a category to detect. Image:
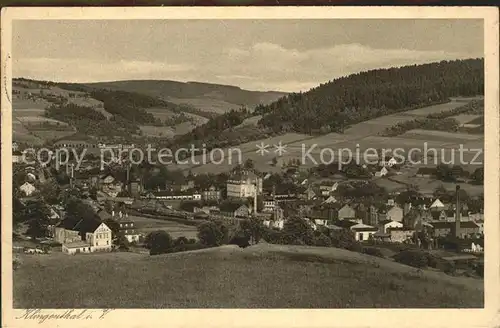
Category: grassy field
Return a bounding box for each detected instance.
[130,215,198,239]
[13,243,483,308]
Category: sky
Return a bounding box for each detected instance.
[13,19,483,92]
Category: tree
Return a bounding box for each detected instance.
[330,229,356,249]
[314,233,332,247]
[282,217,315,245]
[197,221,229,247]
[116,235,130,251]
[471,167,484,184]
[244,159,255,169]
[433,185,448,199]
[39,179,61,205]
[144,230,173,255]
[23,199,52,238]
[239,217,264,244]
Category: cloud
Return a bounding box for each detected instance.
[14,43,476,92]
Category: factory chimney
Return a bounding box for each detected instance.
[253,187,258,215]
[455,185,461,238]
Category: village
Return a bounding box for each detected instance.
[12,133,485,271]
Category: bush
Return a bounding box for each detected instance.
[170,242,207,253]
[314,233,332,247]
[346,242,364,253]
[393,250,429,268]
[173,236,189,247]
[229,233,251,248]
[443,261,457,275]
[474,262,484,277]
[330,230,356,249]
[362,247,384,258]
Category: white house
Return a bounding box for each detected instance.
[350,223,378,241]
[374,167,388,177]
[57,219,113,255]
[430,199,445,209]
[19,182,36,196]
[378,219,404,234]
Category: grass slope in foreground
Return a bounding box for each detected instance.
[14,244,483,308]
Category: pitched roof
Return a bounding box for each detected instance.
[430,221,479,229]
[219,202,247,213]
[75,219,104,233]
[334,220,358,229]
[54,132,95,143]
[417,167,436,174]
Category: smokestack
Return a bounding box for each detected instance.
[455,185,461,238]
[254,186,258,215]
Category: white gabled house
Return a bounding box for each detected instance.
[430,198,445,209]
[19,182,36,196]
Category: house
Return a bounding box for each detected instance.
[194,205,220,215]
[118,220,141,243]
[430,209,447,221]
[386,205,403,222]
[385,157,398,167]
[53,133,100,155]
[374,167,388,177]
[430,221,480,238]
[226,171,263,198]
[350,223,378,241]
[263,197,276,212]
[128,179,142,198]
[302,186,319,200]
[263,218,285,230]
[323,195,337,204]
[378,219,404,234]
[56,219,112,254]
[429,198,446,209]
[273,206,284,221]
[338,204,356,220]
[314,218,328,226]
[388,227,415,243]
[202,185,222,201]
[319,182,338,196]
[416,167,436,178]
[219,203,251,218]
[13,150,23,163]
[19,182,36,196]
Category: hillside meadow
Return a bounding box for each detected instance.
[14,244,483,308]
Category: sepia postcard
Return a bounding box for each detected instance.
[1,6,499,328]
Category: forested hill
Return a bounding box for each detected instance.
[256,59,484,134]
[85,80,286,115]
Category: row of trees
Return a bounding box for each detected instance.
[381,117,460,137]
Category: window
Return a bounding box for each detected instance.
[359,233,364,241]
[125,230,128,233]
[88,247,91,251]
